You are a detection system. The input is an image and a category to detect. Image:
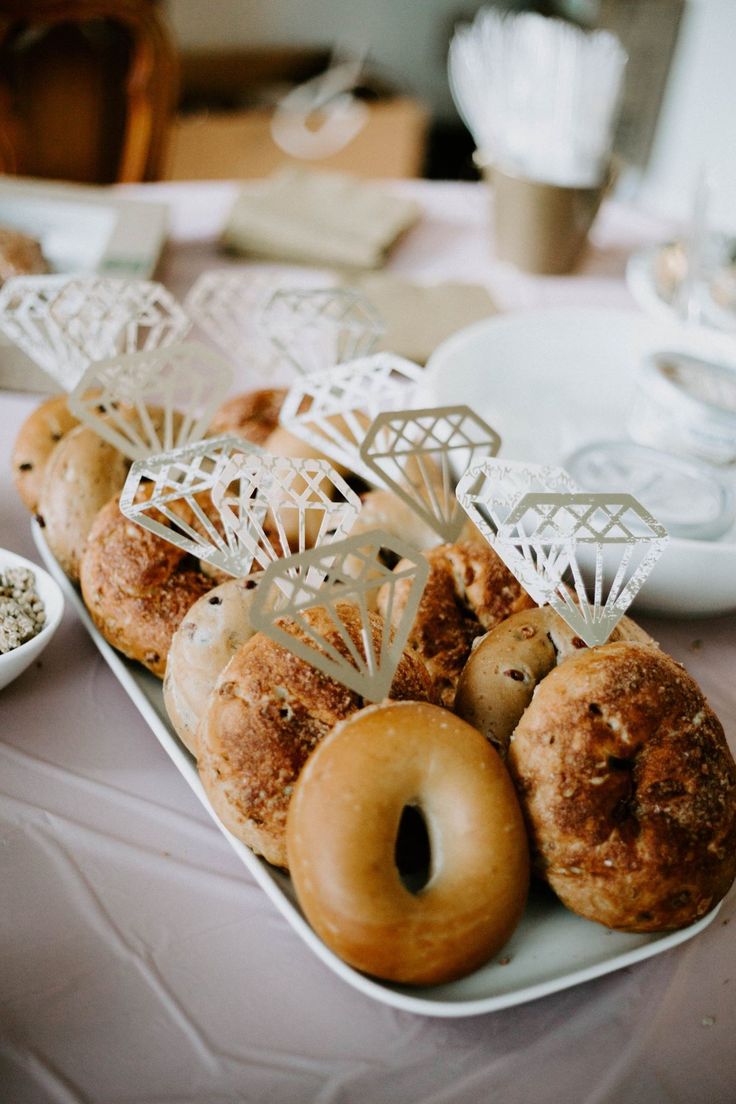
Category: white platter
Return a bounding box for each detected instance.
[426,306,736,619]
[0,176,169,393]
[32,521,720,1018]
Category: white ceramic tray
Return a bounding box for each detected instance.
[33,522,720,1018]
[426,306,736,619]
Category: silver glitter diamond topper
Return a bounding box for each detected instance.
[120,437,360,580]
[120,436,264,578]
[359,405,501,541]
[456,459,668,644]
[68,341,233,460]
[494,492,669,644]
[183,268,334,383]
[0,275,190,391]
[250,528,429,701]
[278,353,429,485]
[263,287,383,376]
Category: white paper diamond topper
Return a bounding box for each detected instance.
[120,436,360,580]
[68,341,233,460]
[183,268,335,382]
[359,405,502,541]
[263,287,384,376]
[278,353,430,485]
[250,528,429,701]
[0,274,190,390]
[495,492,669,645]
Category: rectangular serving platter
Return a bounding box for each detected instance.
[32,521,719,1018]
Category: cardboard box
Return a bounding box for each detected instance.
[164,96,428,181]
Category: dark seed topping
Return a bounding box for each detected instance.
[504,668,526,682]
[208,595,222,605]
[18,462,33,471]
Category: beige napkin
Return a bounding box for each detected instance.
[221,168,422,270]
[346,272,498,364]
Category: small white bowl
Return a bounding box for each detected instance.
[0,547,64,691]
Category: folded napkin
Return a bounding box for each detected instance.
[221,168,422,270]
[346,272,498,364]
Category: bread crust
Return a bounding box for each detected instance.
[12,394,80,514]
[80,495,213,676]
[198,602,434,868]
[379,539,535,706]
[508,641,736,931]
[208,388,287,445]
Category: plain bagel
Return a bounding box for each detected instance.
[286,700,530,985]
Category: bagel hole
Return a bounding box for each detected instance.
[395,804,431,894]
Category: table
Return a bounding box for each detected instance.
[1,181,734,1104]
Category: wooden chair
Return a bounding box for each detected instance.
[0,0,179,183]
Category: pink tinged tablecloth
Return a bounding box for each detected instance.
[1,181,735,1104]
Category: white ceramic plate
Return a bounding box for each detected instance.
[32,522,720,1018]
[426,306,736,618]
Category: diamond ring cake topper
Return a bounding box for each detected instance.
[359,405,501,541]
[183,268,335,383]
[0,275,191,391]
[262,287,384,377]
[120,436,361,580]
[456,459,669,646]
[278,352,430,485]
[249,528,430,701]
[68,341,233,461]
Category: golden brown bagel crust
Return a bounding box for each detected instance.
[507,642,736,932]
[286,700,530,986]
[80,495,213,677]
[455,607,656,755]
[198,602,434,868]
[378,540,536,707]
[163,576,259,757]
[12,394,80,514]
[208,388,287,445]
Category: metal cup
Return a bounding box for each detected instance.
[482,160,611,275]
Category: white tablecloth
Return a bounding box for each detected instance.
[1,181,735,1104]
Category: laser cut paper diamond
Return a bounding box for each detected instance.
[250,528,429,701]
[263,287,383,376]
[210,452,362,574]
[120,436,266,578]
[68,341,233,460]
[0,275,190,391]
[183,268,334,382]
[121,437,360,580]
[456,458,580,580]
[359,405,501,541]
[495,492,669,645]
[278,353,429,485]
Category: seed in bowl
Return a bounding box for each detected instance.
[0,566,46,653]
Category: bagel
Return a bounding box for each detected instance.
[378,539,536,706]
[37,423,130,581]
[80,494,213,676]
[12,394,80,513]
[208,388,287,445]
[198,601,434,868]
[507,641,736,931]
[454,606,656,755]
[286,700,530,985]
[163,576,259,757]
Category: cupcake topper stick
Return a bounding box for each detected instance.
[250,528,429,702]
[456,459,669,645]
[359,404,501,542]
[120,437,361,581]
[278,352,430,486]
[68,341,233,461]
[0,275,190,391]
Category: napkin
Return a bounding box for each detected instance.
[346,272,498,364]
[221,168,422,270]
